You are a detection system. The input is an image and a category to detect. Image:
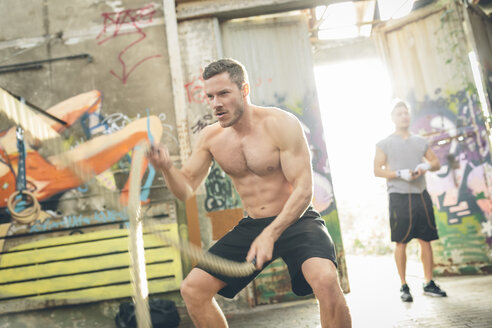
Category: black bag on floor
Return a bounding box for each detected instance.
[115,298,180,328]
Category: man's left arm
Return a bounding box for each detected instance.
[246,113,313,268]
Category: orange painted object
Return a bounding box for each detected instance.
[46,90,102,132]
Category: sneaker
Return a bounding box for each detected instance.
[423,280,447,297]
[400,284,413,302]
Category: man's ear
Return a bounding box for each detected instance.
[242,83,250,98]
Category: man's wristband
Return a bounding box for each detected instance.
[395,170,401,178]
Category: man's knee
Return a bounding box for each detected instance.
[180,269,225,304]
[312,271,340,295]
[180,275,197,303]
[302,258,340,295]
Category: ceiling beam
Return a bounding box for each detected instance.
[176,0,367,21]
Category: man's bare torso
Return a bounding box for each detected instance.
[204,108,292,218]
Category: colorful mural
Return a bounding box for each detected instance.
[0,90,182,313]
[260,89,348,293]
[372,1,492,276]
[0,91,165,215]
[410,88,492,273]
[270,91,335,215]
[204,160,242,212]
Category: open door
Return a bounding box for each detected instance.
[221,13,349,305]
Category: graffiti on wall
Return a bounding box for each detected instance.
[184,71,210,105]
[268,90,335,215]
[254,78,347,295]
[0,89,179,230]
[0,89,183,310]
[191,114,216,135]
[96,4,162,84]
[204,160,241,212]
[183,70,241,212]
[410,88,492,267]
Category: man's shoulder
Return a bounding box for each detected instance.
[257,105,293,117]
[196,122,223,142]
[264,107,298,124]
[202,121,220,131]
[258,106,298,127]
[376,133,395,146]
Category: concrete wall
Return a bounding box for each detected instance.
[0,0,185,317]
[0,0,338,319]
[0,0,176,141]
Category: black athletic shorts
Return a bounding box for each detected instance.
[389,190,439,243]
[196,206,337,299]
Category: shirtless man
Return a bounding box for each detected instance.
[147,58,351,327]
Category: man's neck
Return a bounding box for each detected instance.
[232,104,255,135]
[394,128,410,138]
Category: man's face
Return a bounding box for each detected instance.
[204,72,245,128]
[392,105,411,130]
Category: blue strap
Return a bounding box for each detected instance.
[15,126,27,191]
[140,109,156,201]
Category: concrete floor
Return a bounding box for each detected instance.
[180,254,492,328]
[1,254,491,327]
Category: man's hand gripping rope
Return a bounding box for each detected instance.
[132,142,256,278]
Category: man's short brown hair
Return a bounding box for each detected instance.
[391,99,411,116]
[202,58,248,90]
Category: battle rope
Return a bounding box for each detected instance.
[129,143,256,278]
[128,143,255,328]
[128,143,151,328]
[1,90,255,328]
[1,88,255,276]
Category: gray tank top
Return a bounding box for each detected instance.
[376,134,428,194]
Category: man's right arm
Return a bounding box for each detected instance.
[147,128,213,201]
[373,146,398,179]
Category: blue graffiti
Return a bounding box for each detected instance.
[29,210,129,233]
[204,161,240,212]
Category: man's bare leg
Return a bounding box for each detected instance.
[180,268,228,328]
[417,239,434,283]
[394,242,408,285]
[302,257,351,328]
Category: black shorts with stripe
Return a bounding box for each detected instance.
[389,190,439,243]
[196,206,337,299]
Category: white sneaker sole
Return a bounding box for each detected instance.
[424,291,447,297]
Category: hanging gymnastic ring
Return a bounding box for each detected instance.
[7,190,41,225]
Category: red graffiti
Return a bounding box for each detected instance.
[254,77,273,87]
[184,72,211,105]
[96,4,162,84]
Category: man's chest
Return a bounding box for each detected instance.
[210,134,280,177]
[387,138,425,163]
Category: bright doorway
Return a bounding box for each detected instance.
[314,58,395,255]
